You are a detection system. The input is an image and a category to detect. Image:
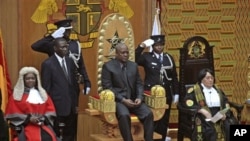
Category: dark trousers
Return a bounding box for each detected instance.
[54,112,77,141]
[116,102,154,141]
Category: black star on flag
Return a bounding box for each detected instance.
[106,31,126,53]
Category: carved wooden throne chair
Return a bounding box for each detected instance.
[177,36,244,141]
[85,13,167,141]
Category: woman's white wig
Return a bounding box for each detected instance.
[13,66,47,101]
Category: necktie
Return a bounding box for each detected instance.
[159,55,163,64]
[122,64,131,99]
[122,64,127,83]
[61,59,68,79]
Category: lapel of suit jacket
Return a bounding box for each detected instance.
[52,55,64,76]
[123,61,132,88]
[64,57,72,84]
[65,57,71,76]
[52,55,70,82]
[114,59,128,86]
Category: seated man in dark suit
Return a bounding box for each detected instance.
[101,43,154,141]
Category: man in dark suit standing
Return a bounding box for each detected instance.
[31,19,91,96]
[101,43,154,141]
[135,35,179,141]
[41,37,78,141]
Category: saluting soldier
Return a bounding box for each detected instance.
[135,35,179,141]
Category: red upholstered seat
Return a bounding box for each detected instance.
[92,94,100,99]
[144,91,151,96]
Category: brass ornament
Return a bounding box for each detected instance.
[186,99,194,107]
[187,87,194,93]
[99,89,115,101]
[187,41,205,58]
[195,117,201,125]
[150,85,166,97]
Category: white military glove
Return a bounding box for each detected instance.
[82,87,90,95]
[51,27,65,38]
[173,94,179,104]
[142,39,154,47]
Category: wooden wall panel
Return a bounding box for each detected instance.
[0,0,18,86]
[161,0,250,123]
[18,1,48,68]
[235,0,250,121]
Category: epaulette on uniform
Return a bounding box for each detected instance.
[187,87,194,94]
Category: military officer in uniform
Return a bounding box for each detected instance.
[135,35,179,141]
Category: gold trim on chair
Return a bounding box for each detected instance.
[97,13,135,92]
[86,13,166,140]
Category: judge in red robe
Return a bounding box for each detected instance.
[5,67,58,141]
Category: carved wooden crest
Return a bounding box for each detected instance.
[187,40,205,58]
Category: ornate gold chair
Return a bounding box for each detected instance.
[177,36,244,141]
[86,85,167,140]
[85,13,167,141]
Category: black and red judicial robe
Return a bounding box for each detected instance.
[5,93,58,141]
